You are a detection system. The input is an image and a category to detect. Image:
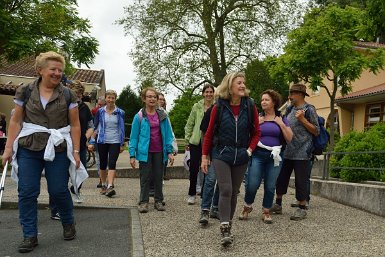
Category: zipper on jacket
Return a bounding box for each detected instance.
[234,116,238,165]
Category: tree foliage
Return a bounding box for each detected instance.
[116,85,143,137]
[269,5,385,149]
[0,0,99,70]
[245,57,289,109]
[168,89,201,138]
[118,0,305,95]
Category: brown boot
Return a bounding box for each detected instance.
[238,205,253,220]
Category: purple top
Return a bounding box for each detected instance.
[259,116,289,147]
[148,113,162,152]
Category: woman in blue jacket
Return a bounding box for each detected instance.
[129,87,174,213]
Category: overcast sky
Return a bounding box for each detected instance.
[77,0,135,93]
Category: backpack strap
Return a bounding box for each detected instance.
[23,85,71,107]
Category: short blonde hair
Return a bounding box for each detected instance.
[69,80,85,95]
[141,87,158,100]
[35,51,65,72]
[215,72,249,100]
[105,89,117,99]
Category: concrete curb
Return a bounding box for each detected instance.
[130,209,145,257]
[289,177,385,217]
[88,166,189,179]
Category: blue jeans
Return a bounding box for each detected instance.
[244,148,282,209]
[17,147,74,237]
[200,165,219,210]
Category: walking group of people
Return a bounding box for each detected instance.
[1,50,321,252]
[185,72,320,247]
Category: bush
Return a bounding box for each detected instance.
[329,123,385,182]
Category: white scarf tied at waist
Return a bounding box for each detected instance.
[11,122,88,194]
[257,141,282,167]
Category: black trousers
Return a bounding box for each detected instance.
[188,143,202,196]
[276,159,310,202]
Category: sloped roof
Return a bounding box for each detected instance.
[336,83,385,102]
[353,41,385,50]
[0,56,104,84]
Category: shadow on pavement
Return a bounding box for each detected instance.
[0,208,131,257]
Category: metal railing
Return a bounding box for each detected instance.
[321,150,385,180]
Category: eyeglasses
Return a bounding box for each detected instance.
[146,95,157,99]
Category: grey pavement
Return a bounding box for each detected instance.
[1,151,385,256]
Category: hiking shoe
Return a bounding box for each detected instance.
[50,212,61,221]
[220,224,233,247]
[262,212,273,224]
[105,187,116,197]
[74,193,83,203]
[199,210,210,225]
[154,202,165,211]
[96,180,102,188]
[138,203,149,213]
[210,207,219,220]
[63,223,76,240]
[239,206,253,220]
[270,203,283,214]
[290,208,307,221]
[100,186,107,195]
[187,195,196,205]
[18,237,38,253]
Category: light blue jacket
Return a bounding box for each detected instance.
[94,106,125,146]
[129,108,174,163]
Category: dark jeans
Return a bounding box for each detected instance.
[17,147,73,237]
[188,144,202,196]
[213,159,248,223]
[139,152,164,203]
[97,143,120,170]
[276,159,310,202]
[200,165,219,210]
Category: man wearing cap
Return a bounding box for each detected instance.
[270,83,320,220]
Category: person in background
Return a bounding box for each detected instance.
[239,89,293,224]
[91,96,106,188]
[184,84,215,205]
[0,113,6,154]
[1,51,86,253]
[201,72,260,247]
[270,84,319,221]
[129,87,174,213]
[89,90,125,197]
[68,81,94,201]
[198,103,220,226]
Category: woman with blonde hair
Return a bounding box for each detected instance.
[89,89,125,197]
[201,71,260,247]
[2,51,87,252]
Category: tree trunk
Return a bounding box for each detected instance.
[328,78,338,150]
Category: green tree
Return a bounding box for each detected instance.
[116,85,143,137]
[270,5,385,149]
[118,0,305,95]
[0,0,99,69]
[168,89,201,138]
[245,57,289,109]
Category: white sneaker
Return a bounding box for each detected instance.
[74,193,83,203]
[187,195,196,205]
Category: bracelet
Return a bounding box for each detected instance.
[73,150,80,153]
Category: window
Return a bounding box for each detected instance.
[365,102,385,128]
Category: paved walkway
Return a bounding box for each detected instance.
[1,151,385,256]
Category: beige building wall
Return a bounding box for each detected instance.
[305,69,385,135]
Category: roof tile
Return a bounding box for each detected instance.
[336,83,385,101]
